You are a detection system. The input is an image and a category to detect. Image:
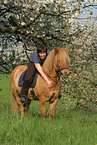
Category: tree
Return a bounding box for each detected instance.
[0,0,97,110]
[0,0,97,72]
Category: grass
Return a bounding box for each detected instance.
[0,74,97,145]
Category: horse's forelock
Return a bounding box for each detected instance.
[54,47,69,66]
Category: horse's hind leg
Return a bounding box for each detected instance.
[49,99,58,119]
[11,90,18,114]
[11,89,24,116]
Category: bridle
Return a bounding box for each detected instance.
[56,65,68,76]
[46,64,69,84]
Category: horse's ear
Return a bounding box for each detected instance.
[54,47,59,55]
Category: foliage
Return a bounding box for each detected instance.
[0,0,97,72]
[61,57,97,111]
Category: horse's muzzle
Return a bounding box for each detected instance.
[62,69,69,77]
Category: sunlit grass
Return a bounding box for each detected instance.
[0,74,97,145]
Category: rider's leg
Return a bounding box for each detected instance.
[20,62,36,103]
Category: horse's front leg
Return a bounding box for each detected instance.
[49,98,58,119]
[39,97,46,119]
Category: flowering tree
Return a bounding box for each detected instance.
[0,0,97,110]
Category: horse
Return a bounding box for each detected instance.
[10,47,70,118]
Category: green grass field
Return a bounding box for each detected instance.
[0,74,97,145]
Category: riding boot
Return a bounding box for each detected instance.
[20,62,36,103]
[20,80,30,103]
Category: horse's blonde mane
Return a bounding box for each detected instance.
[42,49,55,74]
[42,47,70,74]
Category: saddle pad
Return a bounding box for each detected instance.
[18,70,38,88]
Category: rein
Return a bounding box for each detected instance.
[46,66,68,84]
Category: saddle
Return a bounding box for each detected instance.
[18,70,39,100]
[18,70,38,88]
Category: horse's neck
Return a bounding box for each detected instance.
[42,50,60,84]
[42,50,55,76]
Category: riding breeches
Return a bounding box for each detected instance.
[20,62,36,97]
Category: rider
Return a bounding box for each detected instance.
[20,44,53,103]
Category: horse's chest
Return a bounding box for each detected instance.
[47,86,61,99]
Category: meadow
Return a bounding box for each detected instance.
[0,74,97,145]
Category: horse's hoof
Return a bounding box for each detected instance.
[20,96,27,103]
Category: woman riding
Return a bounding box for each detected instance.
[20,44,53,103]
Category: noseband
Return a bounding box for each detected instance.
[56,65,68,76]
[59,67,68,71]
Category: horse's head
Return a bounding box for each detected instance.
[54,47,70,77]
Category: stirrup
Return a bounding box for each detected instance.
[20,95,27,103]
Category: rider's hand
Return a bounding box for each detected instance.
[47,80,53,87]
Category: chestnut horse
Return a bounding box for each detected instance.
[10,47,70,118]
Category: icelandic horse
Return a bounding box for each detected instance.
[10,47,70,118]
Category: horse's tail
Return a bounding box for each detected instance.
[10,65,27,116]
